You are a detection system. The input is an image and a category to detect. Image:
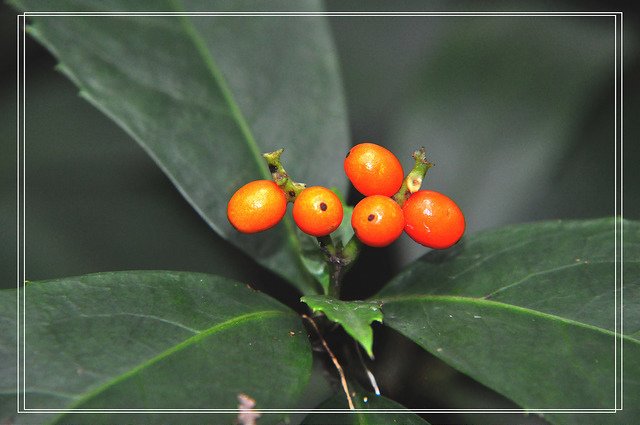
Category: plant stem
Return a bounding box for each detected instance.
[317,235,361,298]
[262,148,361,297]
[328,262,343,299]
[263,149,306,202]
[392,147,434,206]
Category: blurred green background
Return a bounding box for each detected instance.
[2,1,639,423]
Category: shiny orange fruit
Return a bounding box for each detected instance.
[344,142,404,197]
[351,195,405,247]
[293,186,343,237]
[227,180,287,233]
[403,190,465,249]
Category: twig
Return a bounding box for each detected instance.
[302,314,355,410]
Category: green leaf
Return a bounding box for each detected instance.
[301,387,430,424]
[375,218,640,423]
[14,0,350,294]
[301,295,382,358]
[2,69,275,288]
[0,271,312,424]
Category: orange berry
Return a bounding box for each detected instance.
[293,186,343,237]
[344,142,404,197]
[351,195,405,247]
[227,180,287,233]
[403,190,465,249]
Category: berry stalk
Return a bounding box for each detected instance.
[263,149,307,202]
[392,147,434,206]
[262,149,358,297]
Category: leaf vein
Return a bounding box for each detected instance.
[380,294,639,343]
[74,312,201,334]
[448,238,536,280]
[483,260,617,299]
[57,310,288,412]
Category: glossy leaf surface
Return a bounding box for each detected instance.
[376,218,639,424]
[14,0,350,294]
[301,295,382,357]
[0,271,312,424]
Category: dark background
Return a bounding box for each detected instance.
[2,1,639,423]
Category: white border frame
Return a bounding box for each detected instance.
[15,10,624,417]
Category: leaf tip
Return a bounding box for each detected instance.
[364,344,375,359]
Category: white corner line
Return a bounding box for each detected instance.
[620,10,625,412]
[16,10,623,415]
[21,11,27,414]
[15,12,21,416]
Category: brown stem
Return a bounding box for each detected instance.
[302,314,355,410]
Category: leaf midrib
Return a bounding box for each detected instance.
[378,294,639,344]
[53,310,287,415]
[171,0,268,180]
[170,2,311,292]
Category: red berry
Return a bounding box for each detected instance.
[344,142,404,197]
[402,190,465,249]
[352,195,405,247]
[227,180,287,233]
[293,186,343,237]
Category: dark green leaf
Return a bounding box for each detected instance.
[0,271,312,424]
[302,387,429,425]
[375,218,639,424]
[282,357,336,425]
[301,295,382,358]
[5,70,273,287]
[14,0,350,294]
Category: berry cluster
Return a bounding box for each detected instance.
[227,142,465,250]
[345,143,464,249]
